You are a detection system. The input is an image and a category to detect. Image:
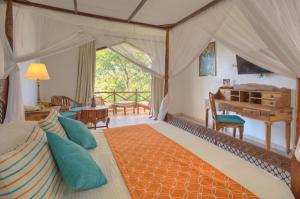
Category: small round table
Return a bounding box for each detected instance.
[70,105,110,129]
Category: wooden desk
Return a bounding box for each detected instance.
[25,106,61,121]
[206,87,293,153]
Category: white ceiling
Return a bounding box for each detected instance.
[133,0,214,25]
[28,0,214,26]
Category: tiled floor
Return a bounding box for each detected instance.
[98,109,157,128]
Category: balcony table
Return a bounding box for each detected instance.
[70,105,110,129]
[114,101,137,115]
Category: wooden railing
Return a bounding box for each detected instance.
[94,90,151,104]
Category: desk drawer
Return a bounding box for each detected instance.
[262,99,276,107]
[242,108,260,116]
[262,92,281,99]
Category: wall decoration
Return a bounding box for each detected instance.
[199,42,216,76]
[223,79,231,87]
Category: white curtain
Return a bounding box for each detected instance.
[0,2,166,122]
[110,41,165,78]
[237,0,300,77]
[169,0,233,77]
[169,0,300,79]
[4,67,24,122]
[10,3,165,77]
[75,41,96,104]
[151,75,164,119]
[214,5,295,78]
[0,2,24,122]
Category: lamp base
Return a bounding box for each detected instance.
[36,79,44,109]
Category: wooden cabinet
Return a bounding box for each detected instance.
[25,106,61,121]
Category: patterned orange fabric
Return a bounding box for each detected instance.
[105,124,258,199]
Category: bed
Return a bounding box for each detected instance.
[64,121,294,199]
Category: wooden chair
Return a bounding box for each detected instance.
[51,96,82,119]
[51,96,82,111]
[137,101,151,115]
[95,96,116,115]
[209,92,245,139]
[95,96,105,105]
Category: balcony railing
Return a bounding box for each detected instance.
[94,90,151,104]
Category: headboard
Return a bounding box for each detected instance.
[0,78,9,124]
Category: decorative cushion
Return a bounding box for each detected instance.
[0,121,37,154]
[46,132,107,189]
[39,109,67,137]
[60,112,77,120]
[58,116,97,149]
[0,126,64,198]
[217,115,245,124]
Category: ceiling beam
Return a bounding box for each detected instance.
[73,0,78,14]
[171,0,224,28]
[12,0,223,30]
[5,0,14,49]
[12,0,166,30]
[128,0,147,22]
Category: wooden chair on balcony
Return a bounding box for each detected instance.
[137,101,151,115]
[51,96,82,119]
[209,92,245,139]
[95,96,105,105]
[94,95,116,115]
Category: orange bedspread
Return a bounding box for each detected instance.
[104,124,258,199]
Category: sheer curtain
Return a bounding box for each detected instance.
[169,0,233,77]
[0,2,165,122]
[214,5,295,78]
[151,75,164,119]
[237,0,300,77]
[75,41,96,104]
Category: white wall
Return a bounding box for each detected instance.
[19,61,37,106]
[40,48,79,101]
[169,42,296,151]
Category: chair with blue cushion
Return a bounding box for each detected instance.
[61,111,77,120]
[209,92,245,139]
[51,96,82,120]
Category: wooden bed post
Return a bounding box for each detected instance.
[292,78,300,199]
[5,0,13,49]
[0,0,13,123]
[164,28,169,97]
[295,78,300,146]
[291,156,300,199]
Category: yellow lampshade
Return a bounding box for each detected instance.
[25,63,50,80]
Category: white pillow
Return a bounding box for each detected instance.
[0,126,65,198]
[0,121,37,154]
[157,94,169,121]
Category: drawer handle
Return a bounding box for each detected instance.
[270,102,274,105]
[270,95,274,98]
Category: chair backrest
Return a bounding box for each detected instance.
[95,96,105,105]
[51,96,80,107]
[0,99,6,124]
[208,92,217,121]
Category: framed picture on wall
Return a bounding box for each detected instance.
[199,42,216,76]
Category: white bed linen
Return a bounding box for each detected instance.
[63,121,294,199]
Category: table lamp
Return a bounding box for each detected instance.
[25,63,50,107]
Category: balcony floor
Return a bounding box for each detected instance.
[98,108,156,128]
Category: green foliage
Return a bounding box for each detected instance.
[95,48,151,102]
